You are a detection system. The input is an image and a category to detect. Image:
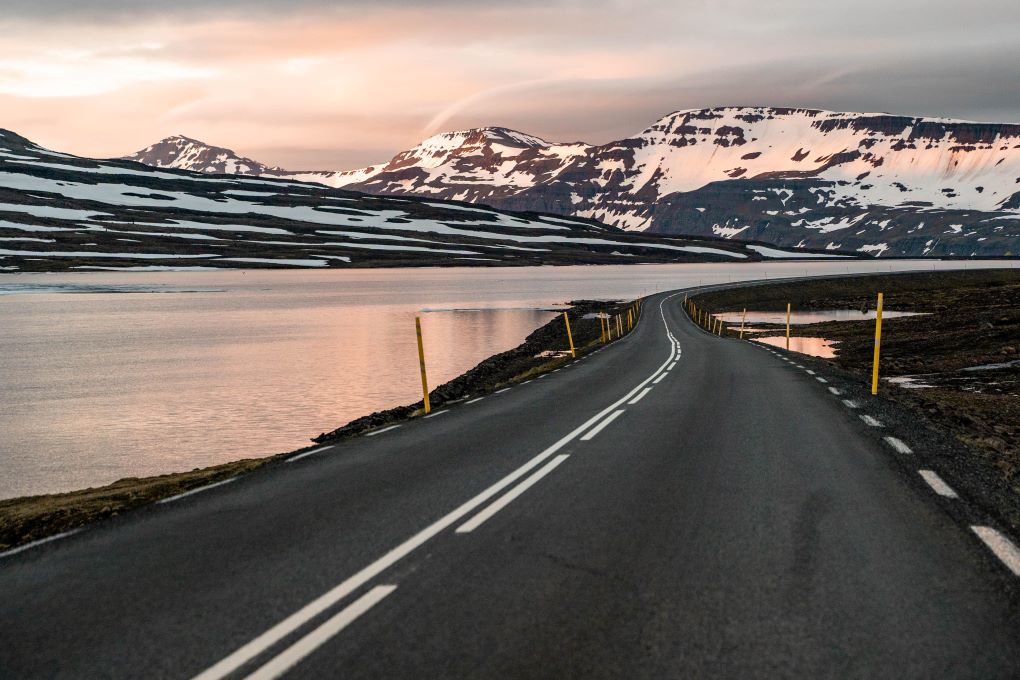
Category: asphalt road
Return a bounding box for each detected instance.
[2,290,1019,679]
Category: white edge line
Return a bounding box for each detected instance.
[971,526,1020,576]
[918,470,958,498]
[465,397,485,404]
[189,292,682,680]
[883,436,913,454]
[0,529,81,559]
[243,585,397,680]
[580,410,626,441]
[424,410,449,419]
[455,455,570,534]
[286,445,334,463]
[157,478,237,504]
[365,425,401,437]
[495,387,511,394]
[628,387,653,405]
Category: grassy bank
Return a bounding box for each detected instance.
[0,297,641,552]
[691,268,1019,528]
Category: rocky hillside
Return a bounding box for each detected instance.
[0,128,784,272]
[129,108,1020,257]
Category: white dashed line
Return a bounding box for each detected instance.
[521,380,532,385]
[842,399,860,409]
[972,527,1020,576]
[918,470,958,498]
[365,425,401,437]
[495,388,511,394]
[158,477,237,503]
[805,369,816,375]
[243,585,397,680]
[465,397,485,404]
[628,388,653,405]
[667,361,677,371]
[859,414,883,427]
[0,529,81,559]
[827,387,841,395]
[455,455,570,533]
[884,436,913,454]
[424,410,449,419]
[652,373,667,384]
[287,445,334,463]
[815,377,828,383]
[580,410,626,441]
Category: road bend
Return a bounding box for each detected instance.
[2,290,1018,678]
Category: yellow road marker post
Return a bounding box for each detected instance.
[628,309,633,331]
[786,303,791,350]
[871,292,884,395]
[600,314,606,344]
[739,308,746,339]
[717,318,723,336]
[617,315,623,337]
[415,316,431,415]
[563,311,576,358]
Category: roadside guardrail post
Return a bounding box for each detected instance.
[563,311,576,358]
[415,316,431,415]
[786,303,791,350]
[871,292,884,395]
[739,308,746,339]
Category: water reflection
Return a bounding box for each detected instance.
[753,336,837,358]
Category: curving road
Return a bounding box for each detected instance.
[2,290,1019,679]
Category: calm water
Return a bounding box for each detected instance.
[0,260,1013,498]
[752,336,838,358]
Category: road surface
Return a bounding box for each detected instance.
[2,290,1019,679]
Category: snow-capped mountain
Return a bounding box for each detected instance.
[129,108,1020,257]
[0,128,774,272]
[124,135,281,175]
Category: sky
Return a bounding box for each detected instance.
[2,0,1019,170]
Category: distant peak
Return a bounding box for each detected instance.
[422,126,551,148]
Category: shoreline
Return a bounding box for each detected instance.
[0,297,642,553]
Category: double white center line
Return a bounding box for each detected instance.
[191,292,684,680]
[580,410,626,441]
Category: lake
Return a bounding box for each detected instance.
[0,260,1013,498]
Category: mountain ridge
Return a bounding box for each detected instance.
[1,126,794,272]
[123,106,1020,257]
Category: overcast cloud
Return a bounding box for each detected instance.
[2,0,1018,168]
